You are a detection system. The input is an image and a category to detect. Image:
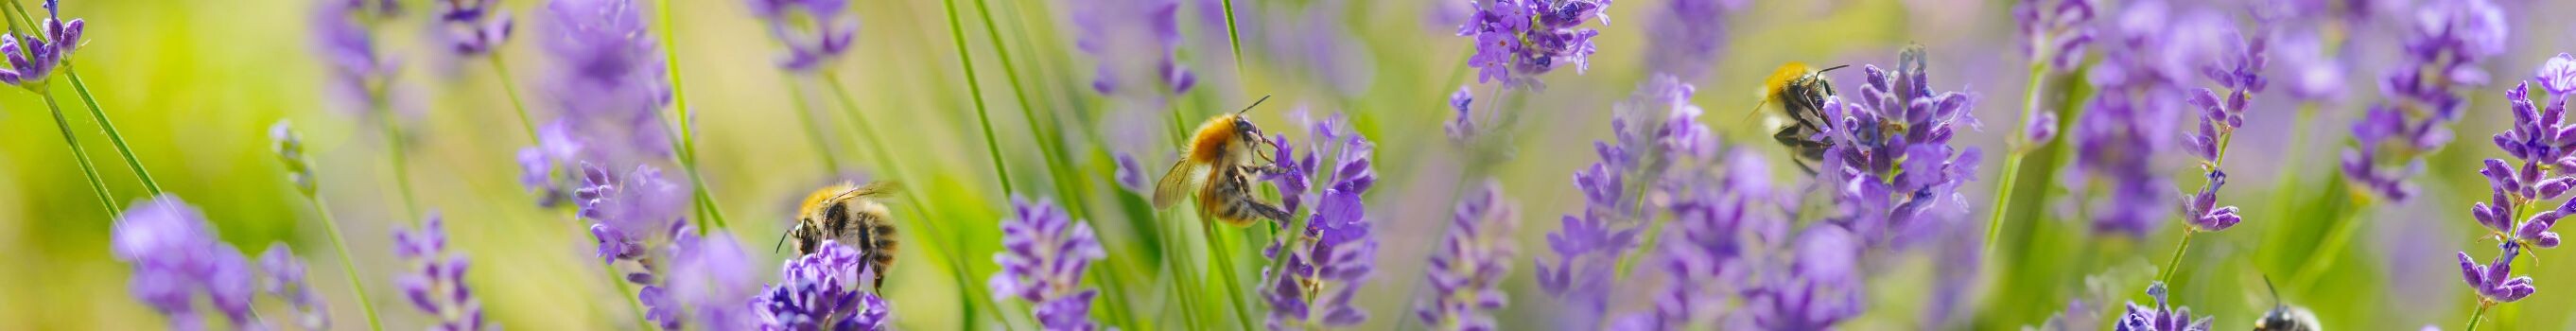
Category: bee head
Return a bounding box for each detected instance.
[1231,96,1274,140]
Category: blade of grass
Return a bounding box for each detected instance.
[940,0,1019,197]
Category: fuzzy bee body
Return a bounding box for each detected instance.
[1155,97,1291,227]
[2254,276,2323,331]
[792,182,901,290]
[1761,62,1844,173]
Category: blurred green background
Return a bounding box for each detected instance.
[11,0,2576,329]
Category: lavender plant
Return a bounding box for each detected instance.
[1989,0,2091,248]
[668,231,760,330]
[1639,0,1743,81]
[1414,182,1518,331]
[2450,53,2576,331]
[1456,0,1610,90]
[259,244,331,330]
[755,240,894,330]
[745,0,854,72]
[394,214,492,331]
[2341,0,2505,201]
[1538,76,1708,329]
[990,197,1107,330]
[2072,0,2225,236]
[1811,45,1982,250]
[1260,112,1380,329]
[8,0,114,211]
[575,162,695,329]
[314,0,426,220]
[111,195,261,330]
[2115,282,2212,331]
[272,121,388,331]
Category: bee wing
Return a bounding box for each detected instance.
[851,181,901,199]
[1153,159,1207,208]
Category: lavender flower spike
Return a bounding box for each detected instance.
[2012,0,2095,72]
[756,240,893,330]
[746,0,856,71]
[1262,112,1381,328]
[990,197,1107,330]
[1066,0,1193,96]
[2342,0,2507,201]
[575,163,695,328]
[439,0,515,55]
[0,0,82,87]
[1640,0,1743,80]
[670,231,760,330]
[542,0,677,161]
[261,244,332,330]
[2459,242,2536,304]
[2115,282,2213,331]
[2476,79,2574,251]
[1416,182,1519,331]
[394,214,491,331]
[1816,45,1984,248]
[1458,0,1613,89]
[112,195,260,330]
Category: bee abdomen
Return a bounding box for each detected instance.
[849,204,899,291]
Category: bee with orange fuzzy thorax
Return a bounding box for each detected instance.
[1153,96,1292,227]
[785,181,901,290]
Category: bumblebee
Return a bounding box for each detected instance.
[2253,276,2322,331]
[1154,96,1291,227]
[786,182,901,290]
[1758,61,1848,173]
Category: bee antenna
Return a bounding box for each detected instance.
[774,225,794,254]
[1818,64,1853,74]
[1237,95,1274,114]
[1745,98,1773,122]
[2261,274,2284,308]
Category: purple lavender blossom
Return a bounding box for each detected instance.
[516,121,585,207]
[1261,112,1380,328]
[1813,46,1983,248]
[314,0,396,115]
[2173,22,2267,234]
[575,162,695,328]
[1445,86,1478,144]
[1612,148,1774,331]
[2458,242,2536,304]
[1457,0,1612,90]
[394,214,491,331]
[1639,0,1743,80]
[439,0,514,55]
[0,0,82,87]
[990,197,1107,330]
[112,195,260,331]
[1746,224,1862,330]
[2075,0,2226,235]
[542,0,676,161]
[2012,0,2094,73]
[2115,282,2212,331]
[1541,76,1709,328]
[746,0,856,72]
[2470,80,2570,251]
[755,240,893,330]
[670,232,760,330]
[1114,152,1148,195]
[2342,0,2506,201]
[260,244,331,330]
[1066,0,1193,97]
[1416,182,1519,331]
[1535,212,1636,328]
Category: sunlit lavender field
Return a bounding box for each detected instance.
[13,0,2576,329]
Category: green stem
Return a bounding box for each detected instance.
[653,0,731,233]
[1165,212,1210,330]
[967,0,1101,225]
[2466,302,2492,331]
[1987,61,2049,253]
[1202,220,1257,331]
[823,70,1002,330]
[486,54,541,144]
[39,88,117,213]
[940,0,1018,197]
[1220,0,1244,78]
[2287,189,2374,291]
[374,95,422,224]
[606,261,659,329]
[783,77,845,172]
[305,194,387,331]
[2157,230,2196,284]
[60,66,161,196]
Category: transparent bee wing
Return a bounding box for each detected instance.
[1153,159,1207,208]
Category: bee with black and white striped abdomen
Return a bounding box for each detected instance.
[1154,96,1292,227]
[786,182,901,290]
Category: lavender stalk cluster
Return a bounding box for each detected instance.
[1539,76,1712,328]
[260,244,333,330]
[2010,0,2093,145]
[1812,45,1983,249]
[755,240,893,330]
[1611,148,1784,331]
[1065,0,1193,97]
[669,232,760,330]
[574,163,696,329]
[2115,282,2212,331]
[438,0,514,55]
[2177,21,2270,234]
[2072,0,2227,235]
[1457,0,1612,90]
[111,195,261,330]
[1639,0,1742,81]
[0,0,83,87]
[990,197,1107,330]
[745,0,856,72]
[2342,0,2506,201]
[1260,112,1381,328]
[1414,182,1519,331]
[2445,54,2576,309]
[314,0,402,115]
[1744,225,1864,330]
[395,214,492,331]
[531,0,677,166]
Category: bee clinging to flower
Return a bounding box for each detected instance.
[785,181,901,290]
[1756,61,1849,173]
[1154,96,1292,227]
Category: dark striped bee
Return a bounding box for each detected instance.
[785,181,901,290]
[1758,61,1848,173]
[1154,96,1291,227]
[2254,276,2322,331]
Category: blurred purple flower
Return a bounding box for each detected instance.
[313,0,396,116]
[112,195,260,331]
[517,121,586,207]
[670,232,760,330]
[1445,85,1479,144]
[2458,242,2536,304]
[2075,1,2227,235]
[1254,0,1375,97]
[543,0,676,161]
[755,240,892,330]
[1113,152,1149,195]
[1813,46,1983,248]
[394,214,492,331]
[990,197,1106,330]
[1535,212,1634,329]
[439,0,514,55]
[1458,0,1611,90]
[2012,0,2094,72]
[1613,148,1775,331]
[260,244,331,330]
[2115,282,2212,331]
[2539,54,2576,96]
[1066,0,1193,97]
[1543,76,1714,329]
[272,121,320,197]
[0,1,82,87]
[574,162,694,328]
[1261,112,1379,328]
[746,0,855,72]
[1641,0,1743,80]
[1415,182,1519,331]
[1746,224,1862,330]
[2344,0,2505,201]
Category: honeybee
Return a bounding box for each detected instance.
[785,182,901,290]
[2253,276,2322,331]
[1154,96,1291,227]
[1756,61,1848,173]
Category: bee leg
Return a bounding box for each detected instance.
[1244,199,1292,223]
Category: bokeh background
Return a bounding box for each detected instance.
[11,0,2576,329]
